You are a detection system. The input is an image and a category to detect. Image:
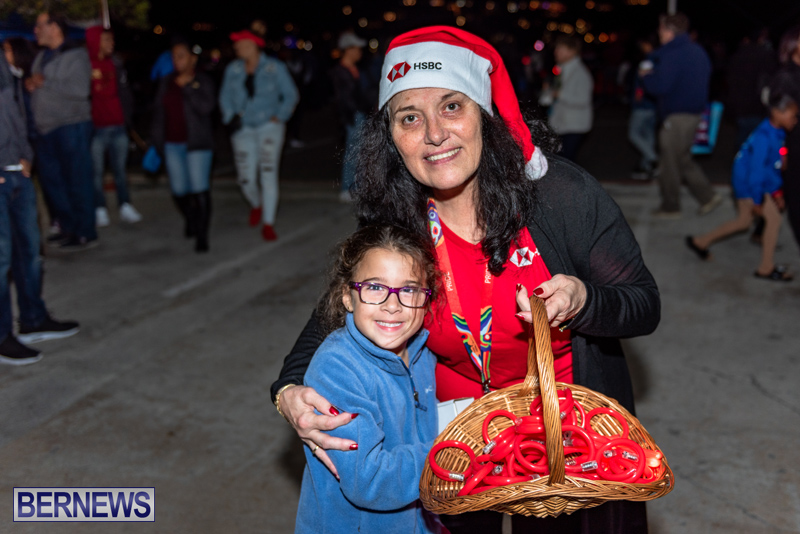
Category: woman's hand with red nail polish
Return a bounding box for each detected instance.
[515,284,533,323]
[280,385,358,479]
[531,275,587,327]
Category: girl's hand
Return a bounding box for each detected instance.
[515,275,587,328]
[279,385,357,479]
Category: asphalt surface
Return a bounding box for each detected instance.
[0,103,798,533]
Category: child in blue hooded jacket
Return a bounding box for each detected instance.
[687,92,798,281]
[294,225,444,534]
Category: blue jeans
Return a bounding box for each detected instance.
[0,171,47,340]
[628,108,658,169]
[341,112,365,194]
[164,143,212,196]
[91,125,131,208]
[36,121,97,240]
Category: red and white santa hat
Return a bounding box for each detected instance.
[379,26,548,180]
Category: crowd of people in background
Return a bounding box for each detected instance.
[2,7,800,365]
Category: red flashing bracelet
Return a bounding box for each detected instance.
[457,461,495,496]
[586,407,630,439]
[487,427,517,462]
[596,438,645,483]
[482,410,517,443]
[429,440,476,482]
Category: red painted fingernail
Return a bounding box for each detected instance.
[516,283,521,290]
[515,313,524,319]
[533,288,544,296]
[350,444,359,450]
[351,413,359,419]
[329,406,340,416]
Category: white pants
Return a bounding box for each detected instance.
[231,121,285,225]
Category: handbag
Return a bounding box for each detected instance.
[691,101,724,155]
[141,146,162,174]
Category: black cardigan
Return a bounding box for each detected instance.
[270,156,660,413]
[150,71,216,152]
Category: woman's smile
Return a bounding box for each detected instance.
[425,147,461,163]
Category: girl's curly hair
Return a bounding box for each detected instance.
[317,225,440,336]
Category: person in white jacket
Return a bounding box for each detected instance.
[539,34,594,161]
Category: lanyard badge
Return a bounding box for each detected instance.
[427,199,494,393]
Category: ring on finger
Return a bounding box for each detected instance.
[311,444,320,454]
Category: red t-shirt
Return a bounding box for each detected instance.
[163,80,188,143]
[90,58,125,128]
[426,222,573,402]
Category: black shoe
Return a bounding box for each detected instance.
[18,316,80,344]
[58,237,98,252]
[46,233,69,247]
[0,335,42,366]
[685,236,710,260]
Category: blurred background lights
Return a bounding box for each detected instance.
[369,38,379,50]
[383,11,397,21]
[534,39,544,51]
[342,5,352,15]
[507,2,518,13]
[456,15,466,25]
[358,17,368,27]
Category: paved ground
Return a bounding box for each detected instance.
[0,105,798,533]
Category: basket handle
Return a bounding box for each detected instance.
[518,296,565,485]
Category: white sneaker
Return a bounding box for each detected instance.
[95,207,110,228]
[119,203,142,223]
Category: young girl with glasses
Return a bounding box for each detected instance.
[293,225,444,533]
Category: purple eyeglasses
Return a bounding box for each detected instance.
[349,282,432,308]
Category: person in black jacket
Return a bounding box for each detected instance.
[769,25,800,254]
[150,40,216,253]
[727,28,778,149]
[330,31,375,202]
[273,27,659,534]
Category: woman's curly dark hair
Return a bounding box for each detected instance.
[351,103,558,276]
[317,225,441,336]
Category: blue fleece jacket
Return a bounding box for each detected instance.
[219,53,299,127]
[641,34,711,119]
[731,118,786,204]
[295,313,441,534]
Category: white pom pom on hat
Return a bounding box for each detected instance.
[379,25,548,180]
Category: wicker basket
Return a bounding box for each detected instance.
[419,296,674,517]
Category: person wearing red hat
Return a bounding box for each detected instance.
[273,27,658,533]
[219,28,299,241]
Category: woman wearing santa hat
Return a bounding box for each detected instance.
[273,26,658,533]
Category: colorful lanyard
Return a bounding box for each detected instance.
[427,199,494,393]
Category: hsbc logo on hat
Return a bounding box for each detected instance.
[387,61,444,82]
[387,62,411,82]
